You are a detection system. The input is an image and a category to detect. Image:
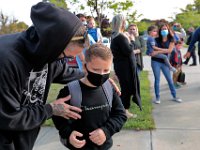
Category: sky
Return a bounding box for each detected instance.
[0,0,195,26]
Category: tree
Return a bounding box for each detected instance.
[109,0,133,14]
[0,12,28,35]
[174,0,200,29]
[194,0,200,13]
[0,11,9,28]
[46,0,67,9]
[67,0,137,27]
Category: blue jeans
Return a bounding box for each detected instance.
[153,54,171,69]
[151,60,176,100]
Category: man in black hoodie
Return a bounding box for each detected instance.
[0,2,89,150]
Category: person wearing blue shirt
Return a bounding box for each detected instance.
[75,14,96,71]
[183,27,197,66]
[184,27,200,62]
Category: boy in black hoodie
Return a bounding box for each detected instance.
[0,2,90,150]
[52,43,127,150]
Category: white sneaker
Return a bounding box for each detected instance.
[153,99,160,104]
[172,97,182,103]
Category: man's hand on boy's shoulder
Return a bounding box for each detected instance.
[50,95,82,120]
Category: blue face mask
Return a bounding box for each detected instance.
[161,30,168,37]
[173,26,178,31]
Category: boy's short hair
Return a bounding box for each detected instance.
[175,40,183,45]
[175,37,184,45]
[85,43,113,62]
[147,25,157,34]
[87,16,95,23]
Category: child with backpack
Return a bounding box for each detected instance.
[52,43,127,150]
[170,41,185,88]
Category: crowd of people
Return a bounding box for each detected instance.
[0,2,200,150]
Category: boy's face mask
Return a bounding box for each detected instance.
[85,65,110,87]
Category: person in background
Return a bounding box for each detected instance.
[184,27,200,64]
[76,13,87,27]
[146,25,177,73]
[151,23,182,104]
[170,41,185,89]
[75,13,88,71]
[183,27,197,66]
[110,14,142,118]
[171,22,186,42]
[52,43,127,150]
[87,17,103,43]
[127,24,145,74]
[198,42,200,64]
[0,2,91,150]
[76,14,97,71]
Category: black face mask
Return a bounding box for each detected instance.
[85,65,110,87]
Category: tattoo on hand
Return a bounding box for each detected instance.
[52,104,65,116]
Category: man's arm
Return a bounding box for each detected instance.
[153,45,168,52]
[50,58,84,84]
[184,27,200,58]
[151,42,174,56]
[188,27,200,53]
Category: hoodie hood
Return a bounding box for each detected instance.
[21,2,82,67]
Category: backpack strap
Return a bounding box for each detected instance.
[102,80,113,110]
[68,80,113,110]
[67,80,82,107]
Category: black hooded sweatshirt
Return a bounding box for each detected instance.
[0,2,84,150]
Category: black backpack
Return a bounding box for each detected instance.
[177,72,185,83]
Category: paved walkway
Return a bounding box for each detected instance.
[34,49,200,150]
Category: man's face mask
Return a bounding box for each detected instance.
[82,21,87,26]
[85,65,110,87]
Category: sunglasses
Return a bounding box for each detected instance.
[71,32,90,49]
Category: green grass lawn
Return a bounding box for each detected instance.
[44,71,155,130]
[123,71,155,130]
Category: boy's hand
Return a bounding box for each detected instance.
[89,128,106,146]
[50,95,82,119]
[69,131,86,148]
[151,51,158,56]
